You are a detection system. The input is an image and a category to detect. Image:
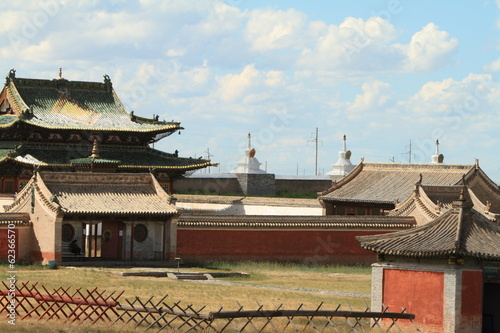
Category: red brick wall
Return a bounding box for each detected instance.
[177,229,390,264]
[460,270,483,331]
[0,229,16,260]
[383,269,444,331]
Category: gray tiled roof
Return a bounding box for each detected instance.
[357,199,500,260]
[178,215,416,229]
[32,172,177,216]
[319,162,474,204]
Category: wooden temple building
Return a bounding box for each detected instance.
[0,69,212,263]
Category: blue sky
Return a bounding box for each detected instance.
[1,0,500,180]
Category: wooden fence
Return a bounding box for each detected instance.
[1,282,420,332]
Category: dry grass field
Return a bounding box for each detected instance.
[0,261,375,332]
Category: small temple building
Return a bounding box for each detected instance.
[0,69,213,263]
[357,193,500,333]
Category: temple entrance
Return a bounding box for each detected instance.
[483,282,500,333]
[100,221,124,260]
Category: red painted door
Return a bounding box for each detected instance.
[101,221,124,260]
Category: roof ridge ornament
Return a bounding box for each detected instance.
[89,139,100,158]
[103,74,112,90]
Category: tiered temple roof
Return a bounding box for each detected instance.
[0,70,212,176]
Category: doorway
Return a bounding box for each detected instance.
[100,221,124,260]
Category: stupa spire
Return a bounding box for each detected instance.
[327,134,355,178]
[431,139,444,163]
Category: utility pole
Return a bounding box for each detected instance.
[307,127,320,175]
[205,148,213,173]
[402,140,412,163]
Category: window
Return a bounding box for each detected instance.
[62,224,75,242]
[133,224,148,242]
[346,207,356,215]
[4,180,14,193]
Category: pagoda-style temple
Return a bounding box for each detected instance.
[0,69,213,264]
[0,69,212,195]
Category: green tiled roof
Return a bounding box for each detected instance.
[4,74,181,133]
[0,115,17,127]
[1,142,211,171]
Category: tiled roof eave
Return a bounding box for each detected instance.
[319,196,394,205]
[0,118,18,128]
[178,221,415,229]
[367,247,500,260]
[117,163,212,170]
[6,84,28,114]
[19,119,181,133]
[63,210,177,217]
[0,220,31,226]
[6,157,211,170]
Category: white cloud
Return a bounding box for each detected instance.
[400,73,494,116]
[483,57,500,72]
[245,8,308,51]
[297,19,457,73]
[348,80,393,112]
[398,23,459,72]
[216,64,288,103]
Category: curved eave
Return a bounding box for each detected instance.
[19,119,182,133]
[6,83,29,115]
[6,157,212,171]
[0,117,19,128]
[118,162,212,170]
[361,246,500,261]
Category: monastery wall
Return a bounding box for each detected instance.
[176,229,390,264]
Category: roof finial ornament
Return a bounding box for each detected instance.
[90,139,100,158]
[247,132,252,149]
[103,74,112,90]
[58,68,62,79]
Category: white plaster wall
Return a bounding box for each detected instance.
[177,202,322,216]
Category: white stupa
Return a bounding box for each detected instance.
[231,133,267,174]
[326,135,355,177]
[431,139,444,163]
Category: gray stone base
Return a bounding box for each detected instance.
[236,173,276,196]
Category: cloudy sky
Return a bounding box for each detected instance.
[2,0,500,180]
